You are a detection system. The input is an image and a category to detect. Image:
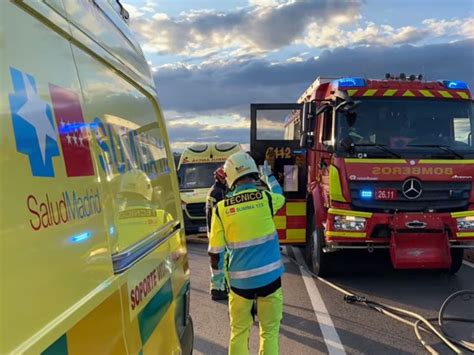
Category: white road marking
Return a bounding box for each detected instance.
[292,247,346,355]
[463,260,474,268]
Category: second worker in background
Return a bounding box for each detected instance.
[206,166,229,300]
[208,152,286,355]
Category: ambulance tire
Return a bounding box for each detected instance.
[449,248,463,275]
[307,225,333,276]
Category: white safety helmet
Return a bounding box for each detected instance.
[119,169,153,201]
[224,152,259,188]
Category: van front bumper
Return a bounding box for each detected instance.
[183,213,207,235]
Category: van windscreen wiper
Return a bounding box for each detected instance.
[407,144,464,159]
[353,143,402,159]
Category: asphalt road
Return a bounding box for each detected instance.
[187,240,474,354]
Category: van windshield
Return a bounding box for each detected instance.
[178,162,223,190]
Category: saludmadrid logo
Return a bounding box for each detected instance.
[27,188,102,231]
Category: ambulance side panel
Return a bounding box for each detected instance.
[1,0,191,354]
[0,1,125,353]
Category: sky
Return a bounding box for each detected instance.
[122,0,474,151]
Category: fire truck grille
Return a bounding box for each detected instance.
[349,181,471,213]
[186,203,206,218]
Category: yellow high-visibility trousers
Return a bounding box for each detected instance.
[228,288,283,355]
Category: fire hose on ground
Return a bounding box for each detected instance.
[281,249,474,354]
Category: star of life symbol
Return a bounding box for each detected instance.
[9,67,59,177]
[9,67,95,178]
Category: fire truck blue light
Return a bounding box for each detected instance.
[338,78,366,88]
[360,190,373,199]
[443,80,469,90]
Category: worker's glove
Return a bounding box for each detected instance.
[259,160,273,183]
[260,160,281,193]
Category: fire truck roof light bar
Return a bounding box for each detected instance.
[337,77,366,88]
[443,80,469,90]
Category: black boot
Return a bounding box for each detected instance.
[211,289,228,301]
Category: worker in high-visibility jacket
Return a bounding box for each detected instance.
[208,152,285,355]
[206,166,228,301]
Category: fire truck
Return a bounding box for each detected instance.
[250,74,474,275]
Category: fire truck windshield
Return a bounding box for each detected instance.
[335,99,474,158]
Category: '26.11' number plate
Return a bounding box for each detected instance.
[375,188,397,200]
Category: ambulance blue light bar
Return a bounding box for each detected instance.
[338,77,366,88]
[70,232,91,243]
[443,80,469,90]
[360,190,373,199]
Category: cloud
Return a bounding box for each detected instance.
[125,0,473,61]
[423,17,474,39]
[304,18,474,48]
[156,40,474,112]
[166,117,251,151]
[157,40,474,149]
[127,0,362,57]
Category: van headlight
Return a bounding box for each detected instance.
[334,215,366,231]
[457,216,474,231]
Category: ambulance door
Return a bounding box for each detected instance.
[64,0,188,349]
[250,103,308,244]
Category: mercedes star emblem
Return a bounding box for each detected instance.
[402,178,423,200]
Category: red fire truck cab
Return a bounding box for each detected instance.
[250,75,474,275]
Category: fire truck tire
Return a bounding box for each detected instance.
[449,248,464,274]
[306,226,333,276]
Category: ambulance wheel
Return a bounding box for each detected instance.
[449,248,464,275]
[307,225,332,276]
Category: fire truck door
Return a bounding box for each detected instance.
[250,104,308,243]
[250,103,307,244]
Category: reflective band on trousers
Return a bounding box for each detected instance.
[227,232,277,250]
[229,260,282,279]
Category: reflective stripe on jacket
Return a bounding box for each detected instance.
[209,183,285,289]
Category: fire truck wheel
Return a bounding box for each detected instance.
[307,227,332,276]
[449,248,464,274]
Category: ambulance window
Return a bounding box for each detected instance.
[71,46,179,272]
[105,120,175,255]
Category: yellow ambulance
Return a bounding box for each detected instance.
[177,143,241,235]
[0,1,193,354]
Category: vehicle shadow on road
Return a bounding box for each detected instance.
[280,310,332,352]
[281,309,416,354]
[193,335,228,355]
[322,250,472,314]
